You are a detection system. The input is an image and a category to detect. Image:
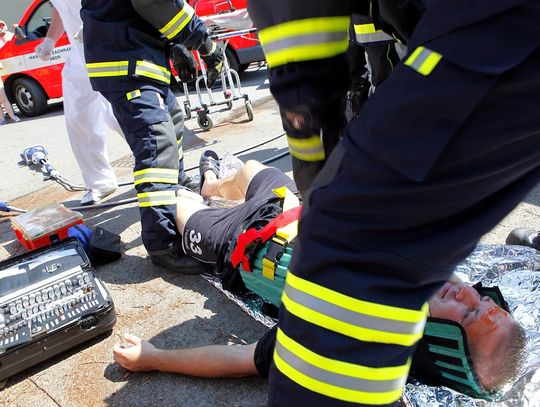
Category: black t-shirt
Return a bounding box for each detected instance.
[254,325,277,378]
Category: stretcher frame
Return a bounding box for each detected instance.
[181,27,257,131]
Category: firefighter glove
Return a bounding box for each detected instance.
[170,43,198,83]
[35,37,55,61]
[200,41,224,88]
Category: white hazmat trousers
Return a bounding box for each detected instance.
[51,0,123,193]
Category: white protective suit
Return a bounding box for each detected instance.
[50,0,123,195]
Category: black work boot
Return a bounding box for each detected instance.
[150,250,209,274]
[506,228,540,250]
[179,173,199,193]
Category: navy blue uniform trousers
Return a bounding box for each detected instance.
[269,39,540,407]
[103,87,184,255]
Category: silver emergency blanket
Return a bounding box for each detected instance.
[203,244,540,406]
[404,244,540,407]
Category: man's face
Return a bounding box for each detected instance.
[429,281,514,356]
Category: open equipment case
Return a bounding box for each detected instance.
[0,238,116,382]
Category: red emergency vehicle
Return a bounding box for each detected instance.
[0,0,69,117]
[0,0,264,117]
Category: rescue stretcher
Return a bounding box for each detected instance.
[180,8,260,131]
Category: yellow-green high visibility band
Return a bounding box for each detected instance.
[404,46,442,76]
[160,3,195,40]
[287,134,325,162]
[135,60,171,84]
[259,16,350,68]
[87,61,129,78]
[126,89,141,101]
[354,23,394,44]
[274,328,408,405]
[133,168,179,186]
[282,271,428,346]
[137,190,177,207]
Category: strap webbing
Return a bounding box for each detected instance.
[230,206,302,271]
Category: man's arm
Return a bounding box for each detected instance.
[34,6,64,61]
[44,6,65,43]
[113,333,259,378]
[130,0,207,50]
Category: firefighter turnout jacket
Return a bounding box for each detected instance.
[80,0,211,257]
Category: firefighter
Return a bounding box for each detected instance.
[346,2,404,121]
[247,0,540,405]
[259,3,352,196]
[80,0,223,271]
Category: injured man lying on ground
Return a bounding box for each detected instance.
[113,152,528,402]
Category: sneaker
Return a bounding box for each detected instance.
[150,251,209,274]
[80,186,117,206]
[11,116,21,123]
[506,228,540,250]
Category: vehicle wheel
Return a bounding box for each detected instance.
[225,47,240,74]
[183,101,192,120]
[245,100,254,121]
[12,78,48,117]
[197,114,213,131]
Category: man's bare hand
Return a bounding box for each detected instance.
[113,333,159,372]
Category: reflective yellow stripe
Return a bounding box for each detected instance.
[259,17,350,68]
[287,134,325,162]
[137,190,177,207]
[126,89,141,101]
[135,61,171,84]
[87,61,129,77]
[354,23,394,44]
[282,272,428,346]
[404,46,442,76]
[133,168,179,186]
[274,329,407,405]
[160,3,195,39]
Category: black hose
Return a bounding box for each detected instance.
[117,132,286,186]
[67,150,290,211]
[66,197,138,212]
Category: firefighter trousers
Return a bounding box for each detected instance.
[102,86,186,255]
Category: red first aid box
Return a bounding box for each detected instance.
[11,204,84,251]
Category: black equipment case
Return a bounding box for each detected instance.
[0,238,116,381]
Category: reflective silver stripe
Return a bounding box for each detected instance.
[287,135,325,162]
[275,338,406,393]
[288,145,325,161]
[160,4,195,39]
[355,32,394,44]
[406,48,431,71]
[404,46,442,76]
[284,284,421,335]
[262,31,347,55]
[137,191,176,207]
[126,90,141,100]
[133,169,178,186]
[87,63,129,77]
[135,61,171,84]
